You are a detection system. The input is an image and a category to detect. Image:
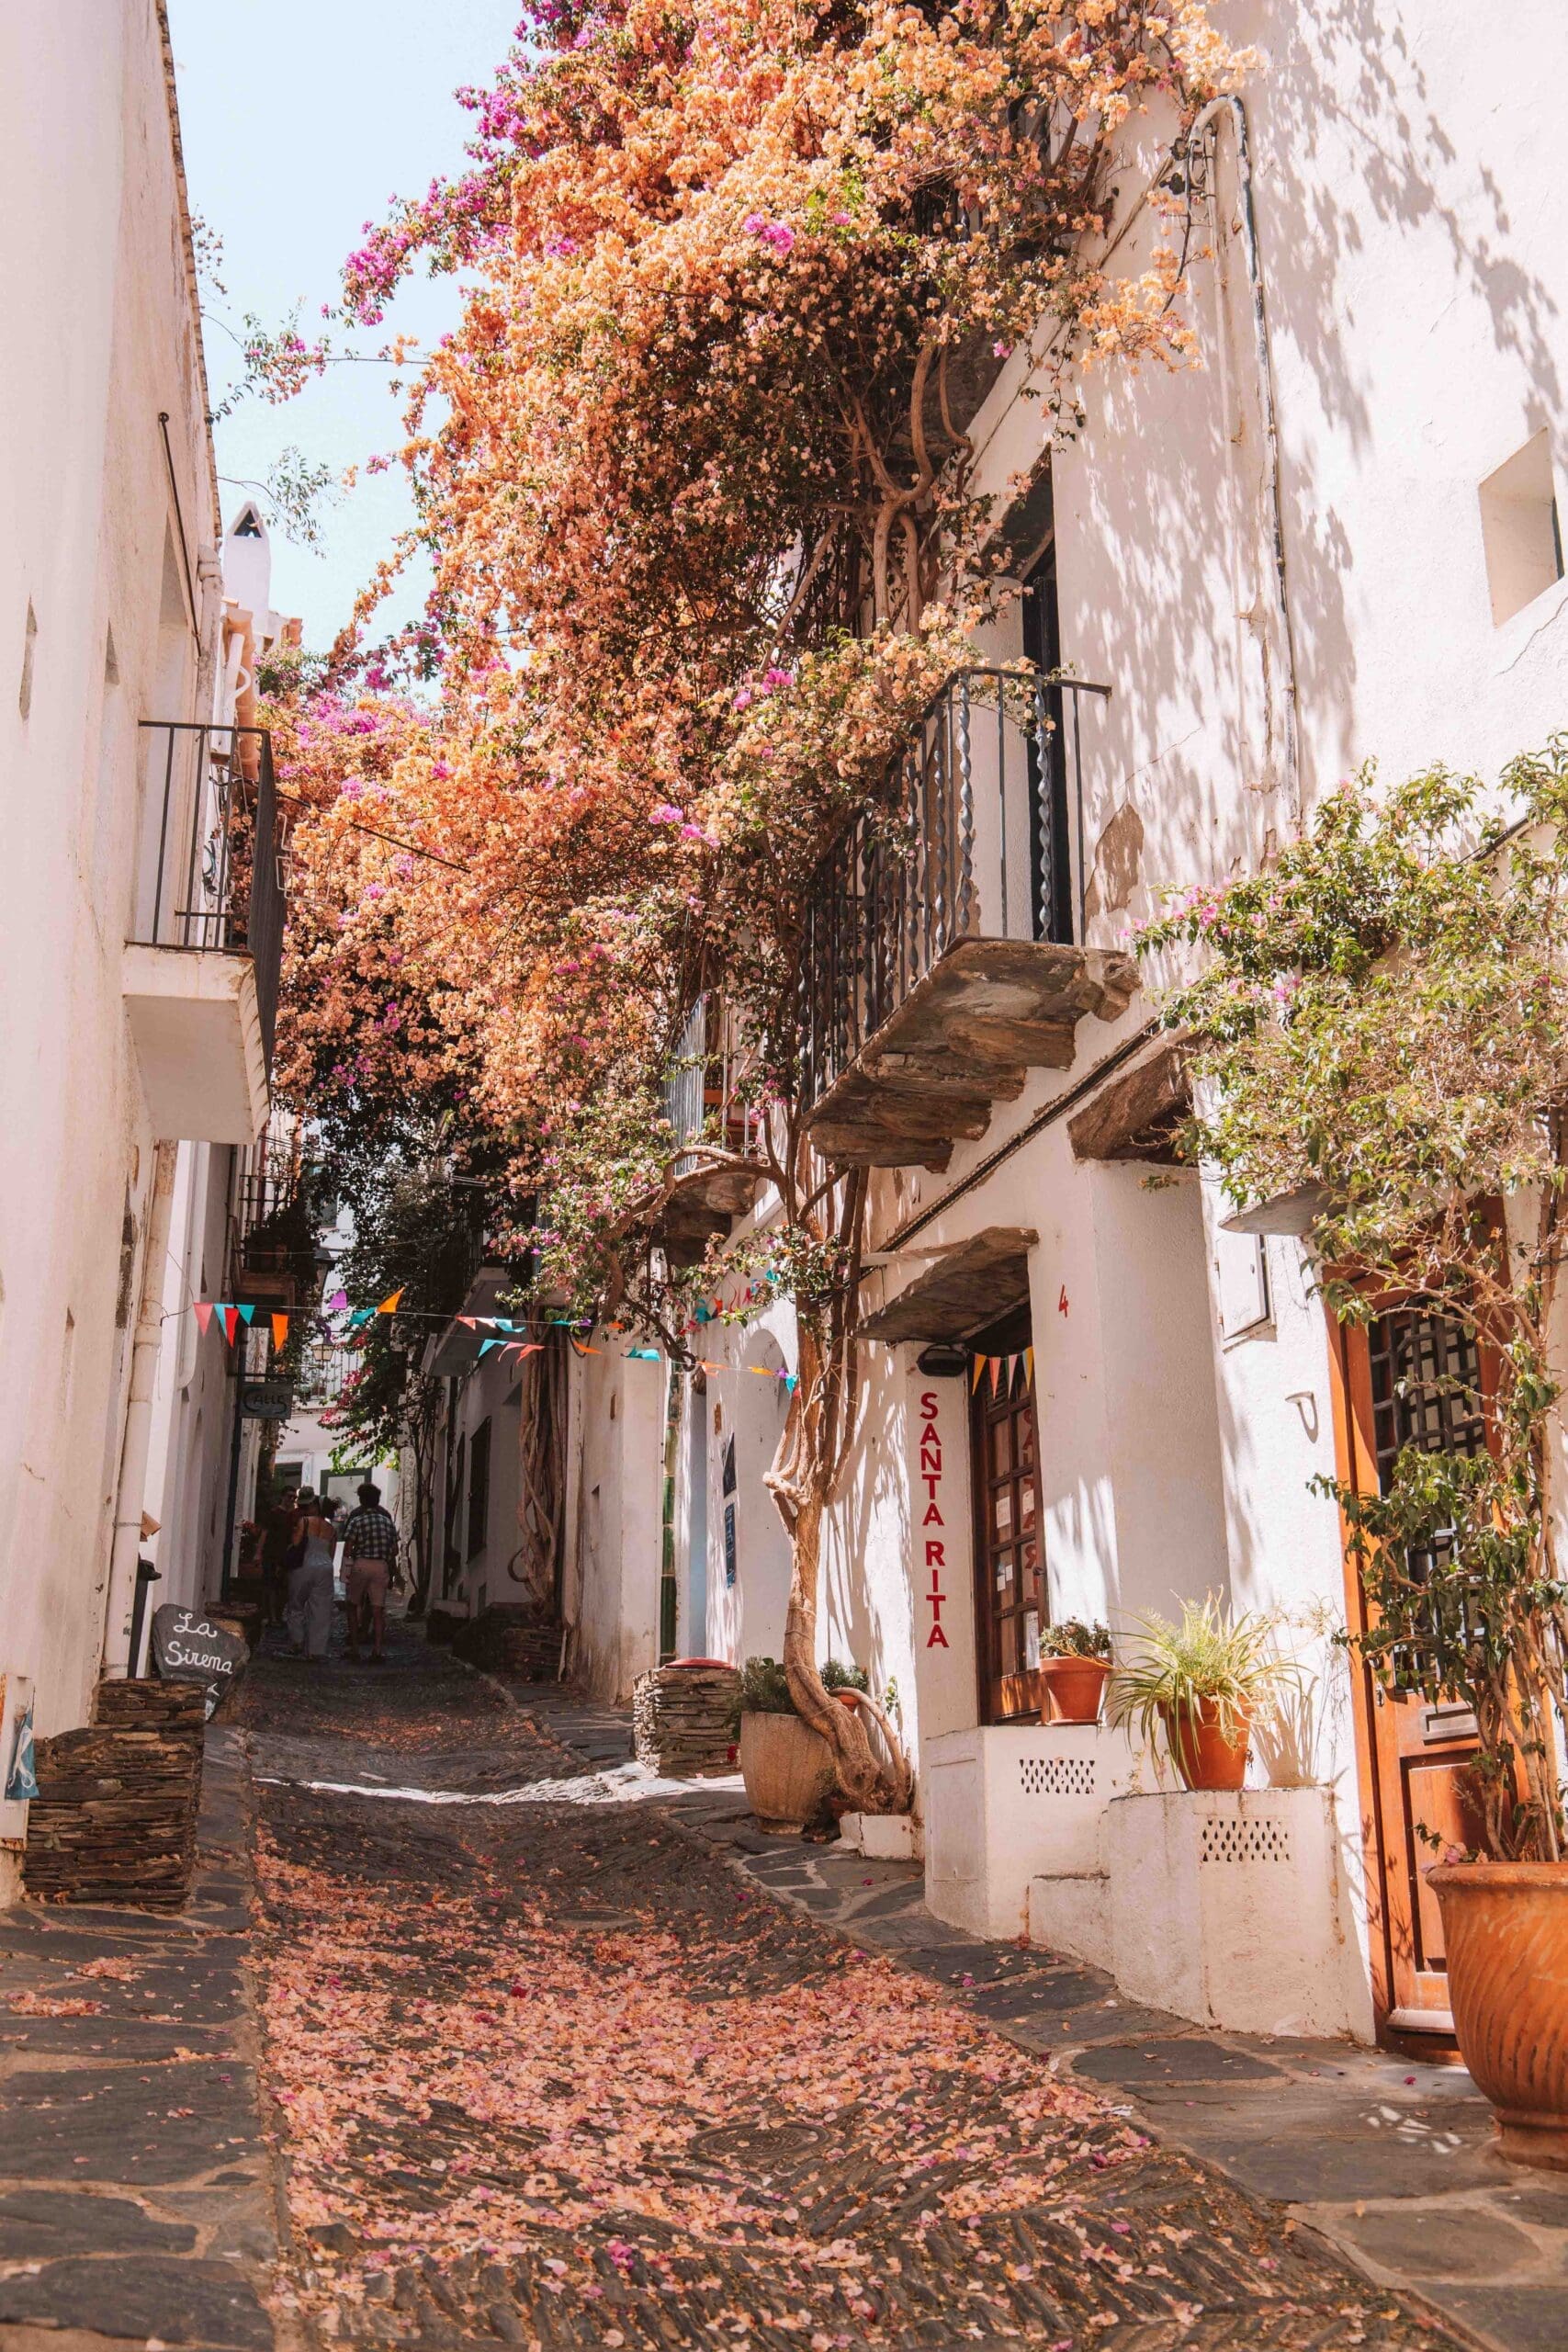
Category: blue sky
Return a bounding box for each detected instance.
[169,0,518,650]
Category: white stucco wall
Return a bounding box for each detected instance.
[0,3,225,1740]
[563,1347,663,1702]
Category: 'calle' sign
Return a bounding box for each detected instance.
[240,1379,294,1419]
[151,1605,248,1718]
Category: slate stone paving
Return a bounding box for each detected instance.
[0,1726,281,2350]
[656,1772,1568,2352]
[231,1627,1476,2352]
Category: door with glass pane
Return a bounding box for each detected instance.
[970,1308,1045,1723]
[1330,1303,1495,2040]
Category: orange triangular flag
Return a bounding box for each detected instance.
[272,1314,289,1351]
[971,1354,986,1392]
[457,1315,479,1329]
[1023,1346,1034,1389]
[194,1302,214,1337]
[378,1289,403,1314]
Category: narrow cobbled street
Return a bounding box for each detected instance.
[237,1630,1461,2352]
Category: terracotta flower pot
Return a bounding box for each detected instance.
[739,1711,836,1834]
[1039,1657,1110,1725]
[1429,1862,1568,2169]
[832,1688,862,1711]
[1160,1699,1250,1792]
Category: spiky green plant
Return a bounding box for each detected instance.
[1107,1595,1298,1759]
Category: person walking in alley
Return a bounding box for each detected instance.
[339,1481,400,1662]
[259,1485,299,1627]
[285,1491,338,1661]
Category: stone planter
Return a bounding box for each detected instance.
[739,1711,835,1834]
[1429,1862,1568,2169]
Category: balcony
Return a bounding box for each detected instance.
[798,668,1137,1168]
[122,723,285,1145]
[428,1209,530,1376]
[233,1159,319,1310]
[655,993,766,1267]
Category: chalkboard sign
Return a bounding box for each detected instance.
[151,1605,248,1719]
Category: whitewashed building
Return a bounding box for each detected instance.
[543,1,1568,2055]
[0,4,288,1894]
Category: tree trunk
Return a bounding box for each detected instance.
[767,1319,911,1815]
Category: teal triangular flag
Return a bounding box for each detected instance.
[349,1307,375,1329]
[479,1337,502,1357]
[237,1305,255,1325]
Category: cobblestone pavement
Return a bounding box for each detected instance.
[234,1626,1474,2352]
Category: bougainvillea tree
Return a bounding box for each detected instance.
[279,0,1248,1809]
[1138,746,1568,1861]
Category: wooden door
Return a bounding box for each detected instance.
[971,1314,1046,1724]
[1330,1304,1493,2041]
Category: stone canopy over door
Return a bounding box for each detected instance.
[1328,1299,1496,2049]
[968,1302,1046,1724]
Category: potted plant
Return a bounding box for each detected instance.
[1038,1621,1112,1724]
[1107,1596,1296,1791]
[733,1657,836,1833]
[821,1658,871,1712]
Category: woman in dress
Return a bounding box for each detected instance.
[284,1491,339,1661]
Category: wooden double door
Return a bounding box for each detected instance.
[1330,1303,1494,2041]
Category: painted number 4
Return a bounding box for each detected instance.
[1057,1286,1069,1317]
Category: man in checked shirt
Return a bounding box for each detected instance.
[339,1482,400,1661]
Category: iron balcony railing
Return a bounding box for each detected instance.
[295,1340,357,1409]
[796,665,1111,1108]
[133,722,286,1066]
[662,992,763,1180]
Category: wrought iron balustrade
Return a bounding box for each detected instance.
[133,722,286,1066]
[662,993,763,1182]
[796,666,1110,1109]
[295,1340,357,1409]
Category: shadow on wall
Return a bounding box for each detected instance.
[1065,4,1563,939]
[822,1343,914,1702]
[723,1329,795,1664]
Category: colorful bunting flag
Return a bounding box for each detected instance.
[349,1307,375,1329]
[626,1347,661,1362]
[272,1315,289,1351]
[1024,1346,1034,1389]
[971,1355,986,1392]
[378,1288,403,1314]
[327,1287,347,1312]
[193,1302,214,1338]
[220,1306,240,1345]
[479,1338,503,1357]
[237,1305,256,1326]
[457,1316,479,1329]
